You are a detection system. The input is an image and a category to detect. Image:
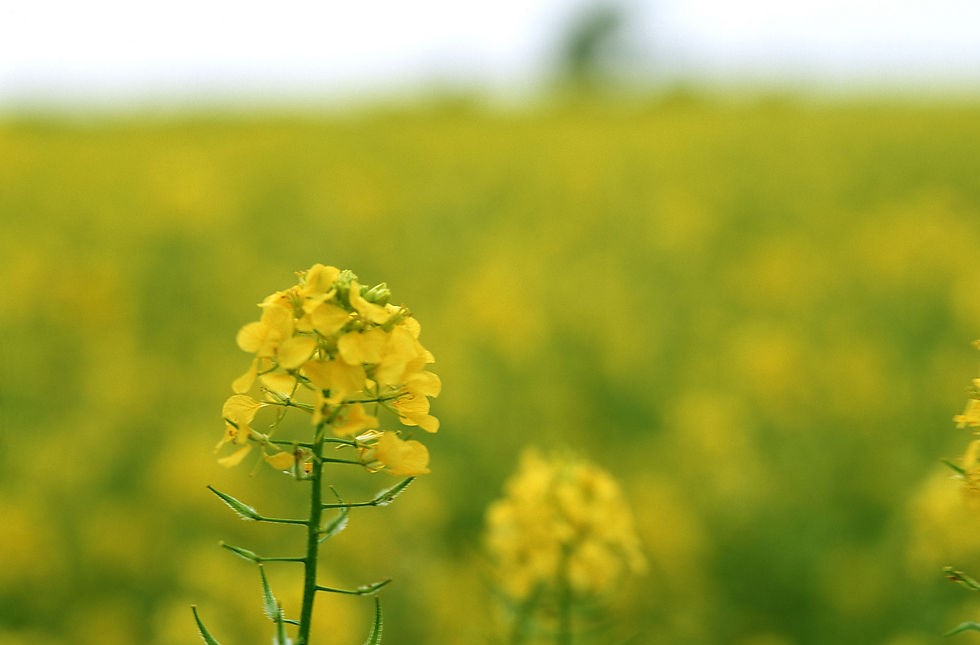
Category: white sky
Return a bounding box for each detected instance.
[2,0,980,108]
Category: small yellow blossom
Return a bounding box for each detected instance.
[349,280,391,325]
[303,359,367,404]
[955,398,980,429]
[370,431,430,476]
[236,301,294,358]
[338,328,388,365]
[332,403,380,438]
[264,450,298,471]
[221,395,265,438]
[277,335,318,370]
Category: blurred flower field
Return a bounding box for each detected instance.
[3,98,980,643]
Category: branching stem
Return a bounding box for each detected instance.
[296,429,326,645]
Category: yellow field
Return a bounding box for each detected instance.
[2,98,980,644]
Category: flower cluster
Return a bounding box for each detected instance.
[217,264,440,476]
[485,449,646,602]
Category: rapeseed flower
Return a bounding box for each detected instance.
[217,264,440,476]
[485,449,646,602]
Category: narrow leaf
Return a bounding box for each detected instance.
[320,488,350,543]
[258,565,279,622]
[320,509,349,543]
[943,459,967,476]
[356,579,392,595]
[946,621,980,636]
[945,566,980,592]
[191,606,222,645]
[316,579,391,596]
[221,542,260,563]
[208,485,260,521]
[274,609,292,645]
[372,477,415,507]
[362,597,383,645]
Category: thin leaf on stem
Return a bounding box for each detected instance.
[191,606,222,645]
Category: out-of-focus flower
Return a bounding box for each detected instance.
[484,449,646,602]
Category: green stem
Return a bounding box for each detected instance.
[296,433,325,645]
[557,548,573,645]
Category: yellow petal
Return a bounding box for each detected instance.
[218,444,253,468]
[236,321,266,353]
[400,316,422,339]
[374,326,418,385]
[302,359,366,402]
[278,335,317,369]
[264,451,296,471]
[259,371,297,396]
[311,302,350,336]
[374,432,430,476]
[302,360,332,390]
[332,403,379,437]
[405,370,441,398]
[231,359,258,393]
[302,264,340,296]
[350,280,391,325]
[338,328,387,365]
[222,394,265,425]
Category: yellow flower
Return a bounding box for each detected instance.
[962,440,980,508]
[264,450,298,472]
[309,302,350,336]
[236,301,294,358]
[299,263,340,298]
[374,325,421,386]
[392,371,441,433]
[276,335,318,369]
[338,328,388,365]
[332,403,379,438]
[303,359,366,404]
[349,280,391,325]
[231,358,258,394]
[484,449,645,601]
[259,371,297,396]
[221,395,266,439]
[221,265,439,474]
[370,431,430,476]
[955,398,980,429]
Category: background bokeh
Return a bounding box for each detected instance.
[5,3,980,644]
[4,99,980,644]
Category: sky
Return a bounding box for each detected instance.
[2,0,980,109]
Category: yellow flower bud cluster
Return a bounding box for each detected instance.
[218,264,440,476]
[484,449,646,602]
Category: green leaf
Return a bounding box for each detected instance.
[943,459,967,476]
[208,485,260,521]
[273,616,292,645]
[945,567,980,592]
[316,579,391,596]
[258,565,279,622]
[372,477,414,507]
[355,579,391,595]
[320,488,350,543]
[946,621,980,636]
[362,597,383,645]
[221,542,260,563]
[191,606,222,645]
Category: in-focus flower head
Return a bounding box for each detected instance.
[484,448,646,602]
[217,264,440,475]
